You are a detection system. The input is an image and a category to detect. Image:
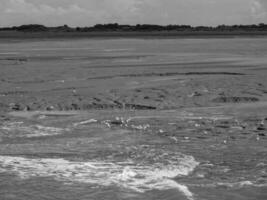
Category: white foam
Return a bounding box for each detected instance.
[1,122,68,138]
[217,181,255,188]
[131,124,150,130]
[0,153,198,200]
[190,180,267,189]
[73,119,98,127]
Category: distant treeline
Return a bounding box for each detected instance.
[1,23,267,32]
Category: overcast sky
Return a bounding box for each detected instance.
[0,0,267,27]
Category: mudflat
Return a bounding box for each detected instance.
[0,38,267,200]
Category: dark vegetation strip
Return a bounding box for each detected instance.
[1,23,267,33]
[1,23,267,39]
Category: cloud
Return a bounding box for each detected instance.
[0,0,92,26]
[0,0,266,27]
[4,0,85,15]
[251,0,267,19]
[257,0,267,9]
[132,0,259,25]
[0,0,140,26]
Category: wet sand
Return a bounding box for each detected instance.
[0,38,267,200]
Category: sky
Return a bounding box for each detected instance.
[0,0,267,27]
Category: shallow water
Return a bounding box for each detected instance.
[0,38,267,200]
[1,107,267,200]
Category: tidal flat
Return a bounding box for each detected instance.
[0,38,267,200]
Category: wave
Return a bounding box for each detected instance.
[0,153,198,200]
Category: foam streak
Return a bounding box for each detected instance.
[0,155,198,199]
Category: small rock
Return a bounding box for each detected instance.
[110,120,123,126]
[257,126,265,131]
[188,92,202,97]
[9,103,21,111]
[46,106,55,111]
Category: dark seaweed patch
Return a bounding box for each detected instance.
[212,96,259,103]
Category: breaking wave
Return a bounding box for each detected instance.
[0,153,198,199]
